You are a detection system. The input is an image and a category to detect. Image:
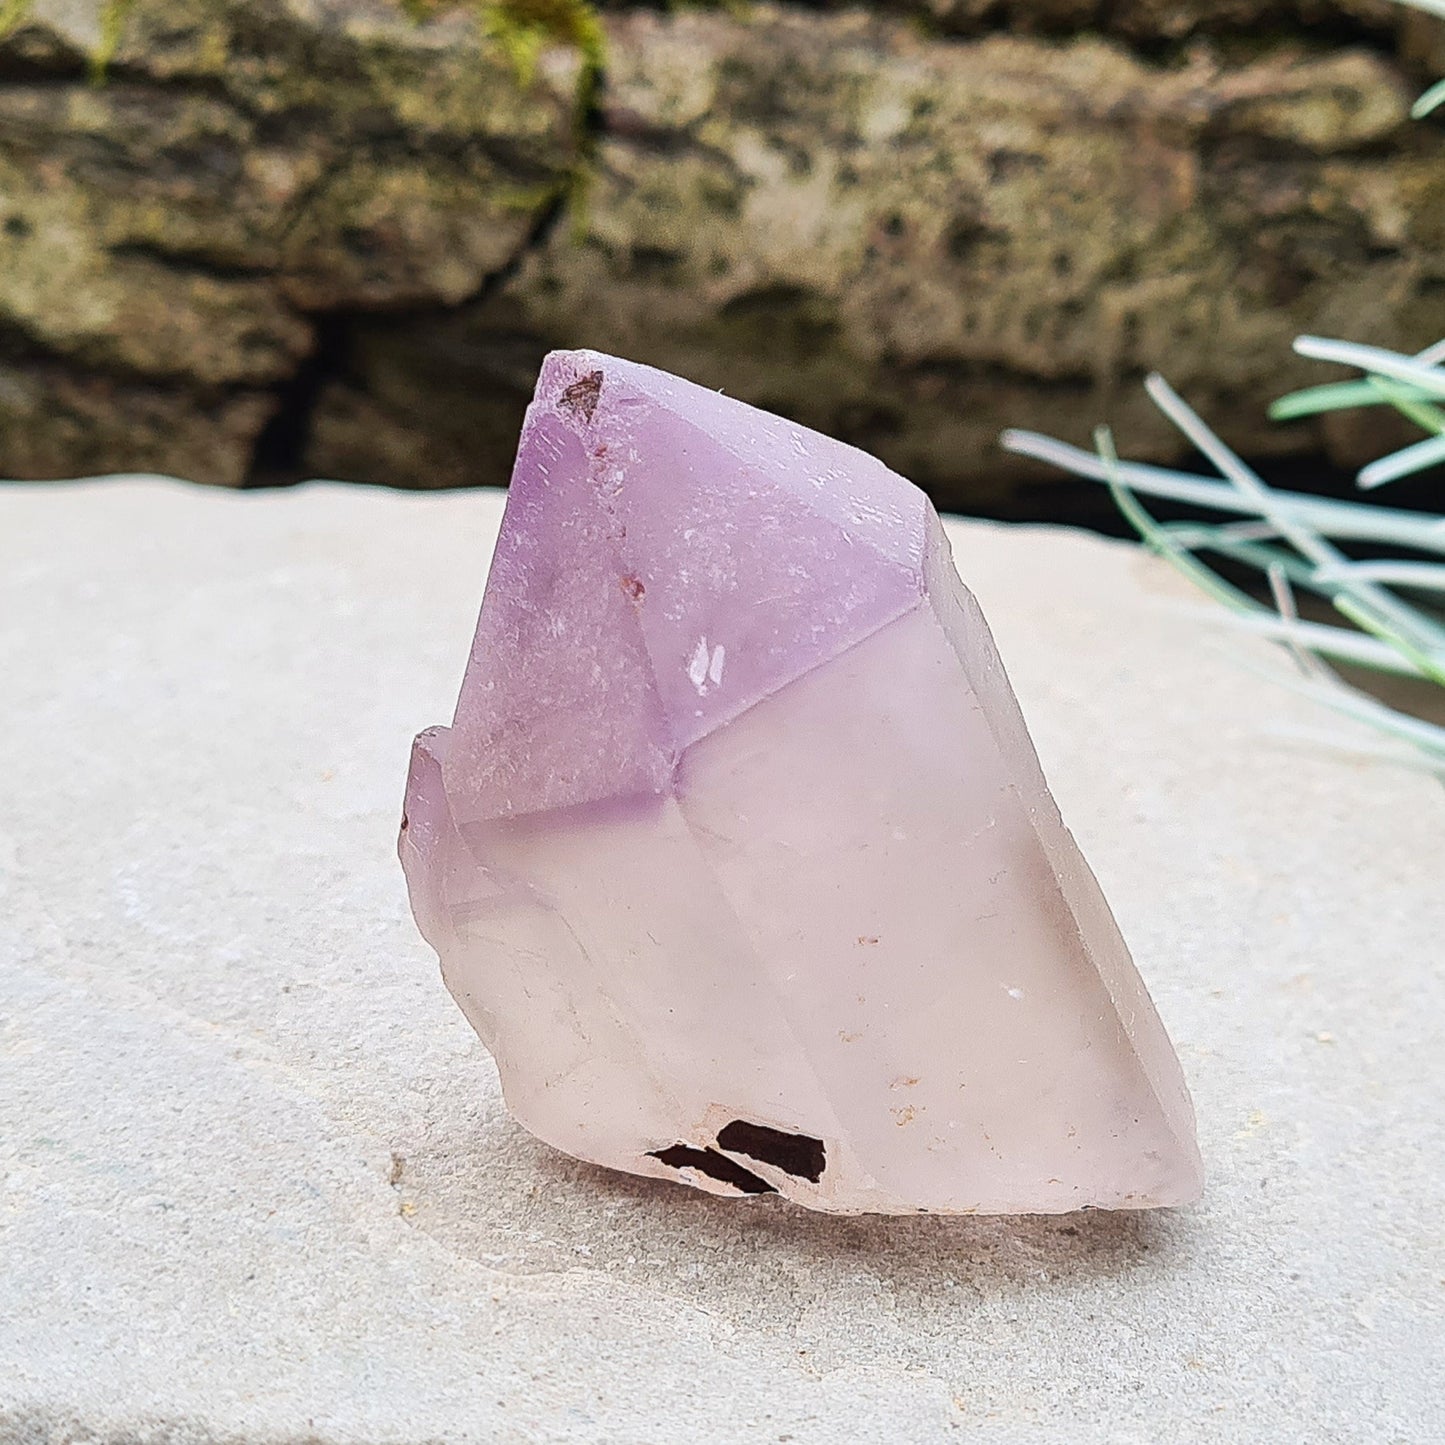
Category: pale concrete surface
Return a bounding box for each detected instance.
[1,479,1441,1444]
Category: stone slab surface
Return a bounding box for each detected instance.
[1,479,1441,1444]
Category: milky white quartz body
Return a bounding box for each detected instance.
[399,350,1203,1214]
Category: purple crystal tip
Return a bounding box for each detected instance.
[399,349,1203,1215]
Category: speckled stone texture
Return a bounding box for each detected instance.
[1,480,1441,1442]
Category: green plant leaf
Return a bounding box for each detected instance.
[1003,373,1445,765]
[1000,430,1445,553]
[1293,336,1445,400]
[1092,427,1259,615]
[1178,609,1423,676]
[1000,0,1445,771]
[1268,379,1428,421]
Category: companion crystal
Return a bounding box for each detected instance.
[399,350,1203,1214]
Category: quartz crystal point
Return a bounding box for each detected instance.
[399,350,1203,1214]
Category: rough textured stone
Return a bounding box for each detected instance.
[2,0,1444,502]
[312,9,1445,508]
[0,0,582,485]
[0,351,276,484]
[2,478,1442,1441]
[884,0,1403,36]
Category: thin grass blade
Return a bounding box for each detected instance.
[1268,379,1429,421]
[1236,657,1445,760]
[1092,427,1259,614]
[1000,430,1445,553]
[1142,373,1445,666]
[1293,336,1445,400]
[1161,527,1320,591]
[1180,608,1426,676]
[1414,79,1445,118]
[1311,560,1445,591]
[1357,431,1445,489]
[1266,563,1332,679]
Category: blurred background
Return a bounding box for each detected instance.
[2,0,1444,526]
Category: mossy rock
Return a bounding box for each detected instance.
[311,10,1445,507]
[3,0,1444,504]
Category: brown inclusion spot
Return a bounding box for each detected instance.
[559,370,603,422]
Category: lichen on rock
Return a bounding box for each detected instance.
[0,0,582,483]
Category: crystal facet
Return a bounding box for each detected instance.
[400,350,1203,1214]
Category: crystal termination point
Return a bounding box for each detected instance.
[399,349,1204,1215]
